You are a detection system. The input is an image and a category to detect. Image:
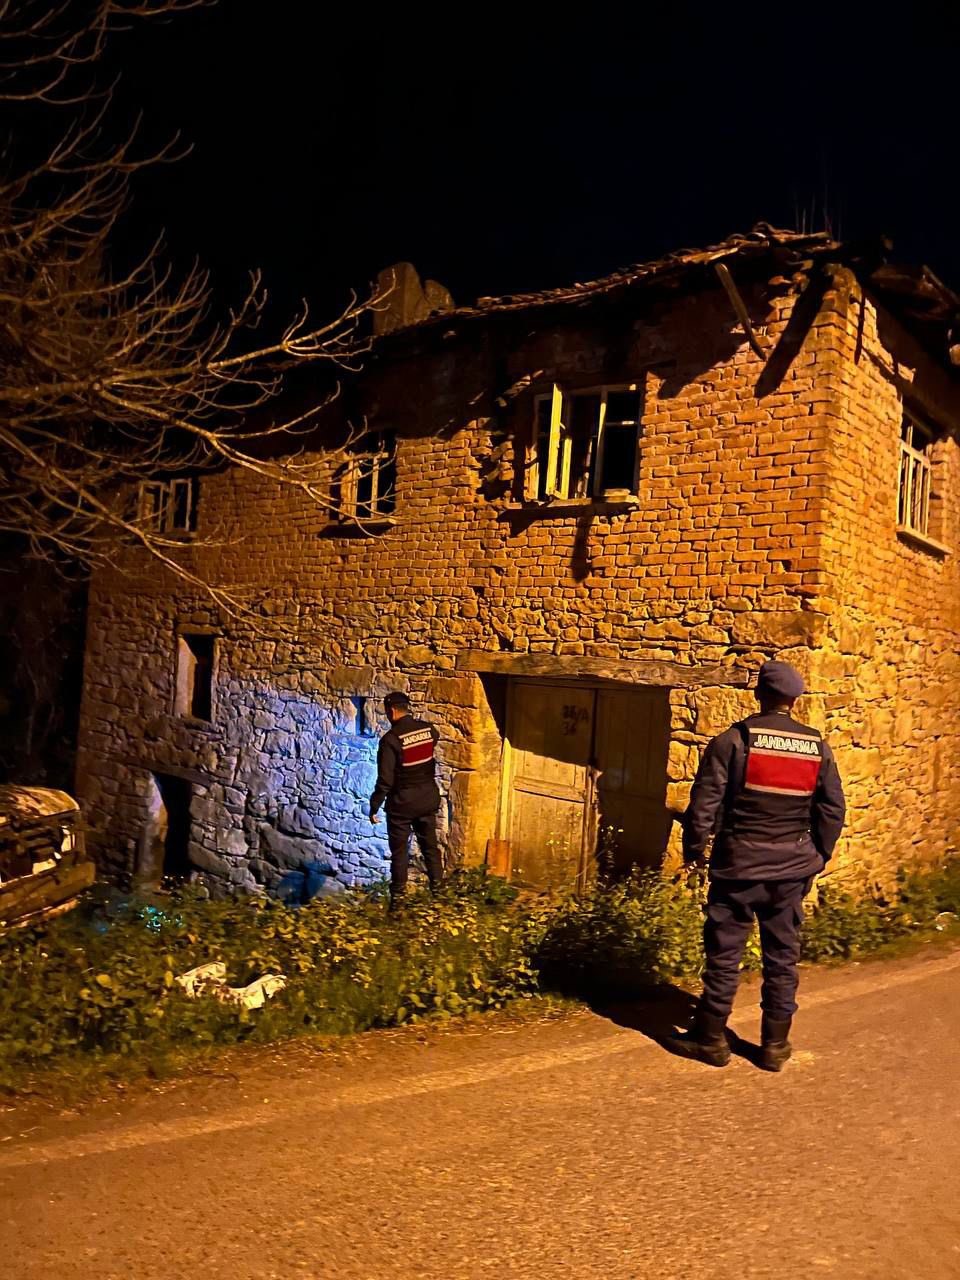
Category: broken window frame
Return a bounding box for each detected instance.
[137,476,198,536]
[338,433,398,523]
[527,382,644,503]
[897,414,934,537]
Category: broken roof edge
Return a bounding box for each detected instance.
[465,224,841,316]
[383,224,842,332]
[371,222,960,374]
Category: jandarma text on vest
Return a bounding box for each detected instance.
[749,732,821,756]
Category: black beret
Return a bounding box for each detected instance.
[756,660,805,700]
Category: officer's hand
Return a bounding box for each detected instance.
[370,813,381,825]
[683,855,707,884]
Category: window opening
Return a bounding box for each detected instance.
[598,389,642,494]
[138,476,197,534]
[176,632,215,721]
[898,414,934,537]
[533,396,553,502]
[341,433,397,521]
[566,393,601,498]
[529,383,643,501]
[350,695,377,737]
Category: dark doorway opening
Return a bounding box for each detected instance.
[138,772,193,889]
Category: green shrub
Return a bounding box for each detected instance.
[0,872,540,1087]
[528,856,960,984]
[799,882,890,961]
[801,859,960,962]
[533,870,706,991]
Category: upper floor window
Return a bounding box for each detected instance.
[527,383,643,502]
[898,414,933,537]
[138,476,197,536]
[338,432,397,522]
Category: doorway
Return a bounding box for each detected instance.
[502,680,671,890]
[138,772,193,889]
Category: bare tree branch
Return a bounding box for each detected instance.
[0,2,212,103]
[0,0,399,619]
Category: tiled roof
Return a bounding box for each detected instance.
[393,223,960,370]
[460,224,839,318]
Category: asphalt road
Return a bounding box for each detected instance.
[2,947,959,1280]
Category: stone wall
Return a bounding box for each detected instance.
[75,269,960,894]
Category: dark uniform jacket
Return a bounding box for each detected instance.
[370,715,441,820]
[683,710,846,881]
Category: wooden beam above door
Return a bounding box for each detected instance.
[455,651,751,688]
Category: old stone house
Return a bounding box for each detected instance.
[76,226,960,898]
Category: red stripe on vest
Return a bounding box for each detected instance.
[402,742,435,768]
[745,751,820,795]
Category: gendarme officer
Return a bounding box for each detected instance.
[369,692,444,904]
[672,660,846,1071]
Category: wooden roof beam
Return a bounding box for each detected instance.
[714,261,768,360]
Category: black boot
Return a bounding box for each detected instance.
[759,1014,792,1072]
[667,1009,731,1067]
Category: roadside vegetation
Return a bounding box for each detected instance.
[2,861,959,1094]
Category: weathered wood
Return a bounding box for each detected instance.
[0,843,33,879]
[0,856,96,926]
[0,812,81,879]
[9,897,84,930]
[505,680,594,890]
[484,838,512,878]
[456,650,750,688]
[714,261,768,360]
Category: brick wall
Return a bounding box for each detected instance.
[799,268,960,877]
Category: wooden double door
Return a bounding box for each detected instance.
[502,680,672,890]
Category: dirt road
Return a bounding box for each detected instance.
[2,948,959,1279]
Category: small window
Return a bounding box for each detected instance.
[526,384,643,502]
[898,414,934,537]
[351,696,377,737]
[339,434,397,522]
[138,477,197,535]
[176,632,215,721]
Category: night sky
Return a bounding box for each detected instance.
[96,8,960,326]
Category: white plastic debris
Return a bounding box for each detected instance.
[175,962,286,1009]
[175,961,227,998]
[934,911,958,931]
[224,974,287,1010]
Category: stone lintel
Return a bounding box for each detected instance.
[455,650,751,688]
[133,760,211,788]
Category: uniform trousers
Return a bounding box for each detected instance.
[386,810,442,898]
[700,877,813,1020]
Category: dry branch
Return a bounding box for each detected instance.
[0,0,393,619]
